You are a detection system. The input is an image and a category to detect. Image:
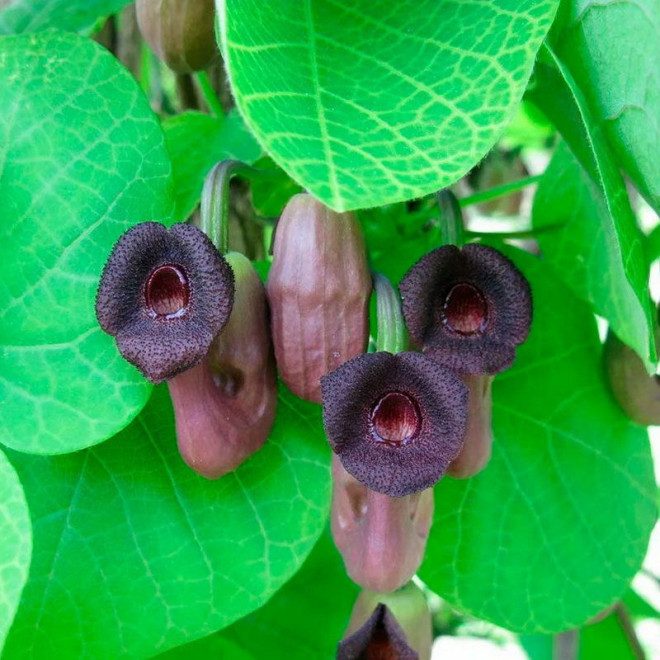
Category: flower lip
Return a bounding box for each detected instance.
[400,243,532,374]
[369,391,422,446]
[337,603,417,660]
[96,222,234,383]
[321,351,468,497]
[145,263,190,319]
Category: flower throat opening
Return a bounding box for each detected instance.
[441,282,488,335]
[145,264,190,319]
[370,392,422,447]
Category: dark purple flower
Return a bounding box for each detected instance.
[337,603,418,660]
[321,351,468,497]
[399,244,532,374]
[96,222,234,383]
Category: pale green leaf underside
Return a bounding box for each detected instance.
[0,31,173,453]
[533,141,652,370]
[555,0,660,215]
[221,0,559,211]
[3,385,331,659]
[163,110,262,224]
[529,46,655,371]
[0,450,31,655]
[0,0,131,35]
[420,247,657,633]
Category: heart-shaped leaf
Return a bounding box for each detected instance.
[419,246,657,633]
[0,31,173,454]
[219,0,559,211]
[0,449,31,655]
[3,385,331,658]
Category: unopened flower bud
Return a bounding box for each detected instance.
[604,325,660,426]
[447,373,494,478]
[267,193,371,403]
[168,252,276,478]
[136,0,217,73]
[331,455,434,593]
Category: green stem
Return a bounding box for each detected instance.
[139,42,152,97]
[459,174,543,208]
[199,160,281,253]
[195,71,224,118]
[436,189,465,247]
[373,273,407,354]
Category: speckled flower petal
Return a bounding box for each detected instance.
[399,243,532,374]
[96,222,234,383]
[321,351,468,497]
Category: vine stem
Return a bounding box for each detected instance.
[195,70,224,118]
[459,174,543,208]
[373,273,407,354]
[436,189,465,247]
[465,221,567,240]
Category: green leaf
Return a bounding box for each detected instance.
[532,140,654,372]
[163,110,262,224]
[419,246,657,633]
[0,449,31,654]
[220,0,559,211]
[552,0,660,215]
[528,47,655,370]
[249,157,303,218]
[3,384,331,658]
[0,0,131,34]
[623,588,659,620]
[158,528,358,659]
[579,608,638,660]
[0,31,173,454]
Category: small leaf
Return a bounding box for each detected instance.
[532,140,653,371]
[528,46,655,370]
[552,0,660,215]
[0,449,31,655]
[220,0,559,211]
[0,0,131,34]
[419,246,657,633]
[157,529,358,659]
[163,110,262,224]
[0,31,173,454]
[3,385,331,658]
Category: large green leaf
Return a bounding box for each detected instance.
[0,31,173,454]
[163,110,262,224]
[159,528,358,659]
[419,246,657,633]
[0,0,131,34]
[0,450,31,654]
[3,385,331,659]
[219,0,559,211]
[552,0,660,215]
[528,47,655,371]
[532,141,653,371]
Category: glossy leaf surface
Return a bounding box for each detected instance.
[220,0,559,211]
[3,385,330,658]
[0,31,173,453]
[420,247,657,633]
[0,450,31,655]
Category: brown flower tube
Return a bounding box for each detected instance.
[604,326,660,426]
[136,0,217,73]
[168,252,276,478]
[447,373,494,478]
[331,456,434,593]
[267,193,372,403]
[338,582,432,660]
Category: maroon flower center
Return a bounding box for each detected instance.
[370,392,422,447]
[366,625,397,660]
[441,282,488,335]
[145,264,190,319]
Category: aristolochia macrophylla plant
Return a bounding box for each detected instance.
[95,222,234,383]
